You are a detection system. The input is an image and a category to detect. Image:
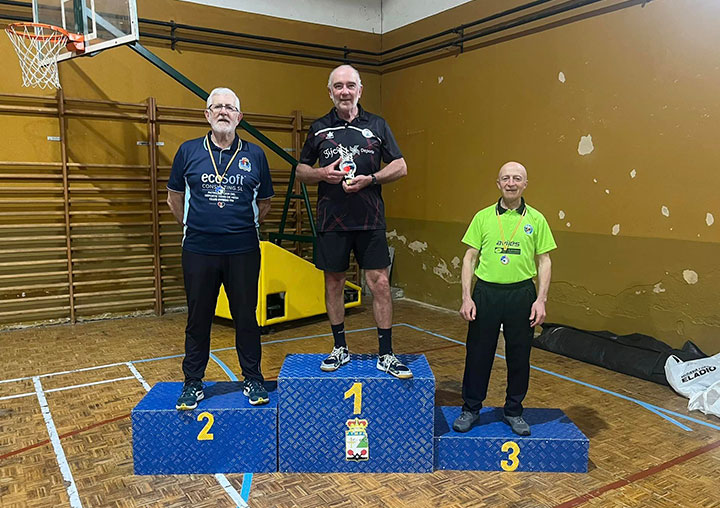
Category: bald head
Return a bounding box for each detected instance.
[497,161,528,205]
[498,161,527,181]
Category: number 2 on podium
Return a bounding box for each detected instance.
[197,412,214,441]
[344,382,362,414]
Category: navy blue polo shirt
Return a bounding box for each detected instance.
[299,104,403,232]
[167,132,274,254]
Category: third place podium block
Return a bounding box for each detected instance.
[132,382,277,475]
[278,354,435,473]
[434,407,589,473]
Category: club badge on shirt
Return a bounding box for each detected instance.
[238,157,252,172]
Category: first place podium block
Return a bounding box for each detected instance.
[278,354,435,473]
[132,382,277,475]
[434,407,589,473]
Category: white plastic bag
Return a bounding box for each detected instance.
[665,352,720,417]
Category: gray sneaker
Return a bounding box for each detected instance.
[376,353,413,379]
[503,415,531,436]
[452,410,479,432]
[321,346,350,372]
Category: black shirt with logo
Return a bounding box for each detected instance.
[299,105,403,232]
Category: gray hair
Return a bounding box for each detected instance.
[327,65,362,89]
[206,87,241,111]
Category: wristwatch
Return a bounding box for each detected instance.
[371,174,378,185]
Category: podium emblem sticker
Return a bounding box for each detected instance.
[345,418,369,461]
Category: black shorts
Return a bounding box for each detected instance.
[316,229,390,272]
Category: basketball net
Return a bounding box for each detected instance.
[5,22,84,89]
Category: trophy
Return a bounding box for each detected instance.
[337,144,357,182]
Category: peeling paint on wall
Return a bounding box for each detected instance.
[438,76,444,84]
[386,229,407,244]
[408,240,428,253]
[706,213,714,226]
[566,222,571,227]
[683,269,699,285]
[661,205,670,217]
[558,71,566,83]
[612,224,620,236]
[578,134,594,155]
[630,169,637,178]
[433,259,457,282]
[653,282,666,294]
[558,210,565,219]
[451,256,461,269]
[605,189,610,194]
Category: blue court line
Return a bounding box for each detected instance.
[395,323,720,433]
[209,353,253,505]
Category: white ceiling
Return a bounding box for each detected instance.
[179,0,474,33]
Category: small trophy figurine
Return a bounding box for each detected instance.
[337,144,357,182]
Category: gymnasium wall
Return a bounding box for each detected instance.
[380,0,720,353]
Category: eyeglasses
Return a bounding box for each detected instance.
[207,104,239,113]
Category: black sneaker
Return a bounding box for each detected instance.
[176,381,204,410]
[453,410,480,432]
[243,378,269,406]
[376,353,413,379]
[503,415,531,436]
[320,346,350,372]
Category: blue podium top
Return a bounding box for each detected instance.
[435,407,588,441]
[278,354,435,381]
[134,382,278,411]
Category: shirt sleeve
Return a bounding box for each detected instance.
[299,126,319,166]
[461,212,484,251]
[534,213,557,255]
[256,148,274,200]
[380,120,403,163]
[167,144,186,192]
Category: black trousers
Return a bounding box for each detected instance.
[461,278,536,416]
[181,248,263,383]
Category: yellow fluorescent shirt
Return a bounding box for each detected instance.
[462,200,557,284]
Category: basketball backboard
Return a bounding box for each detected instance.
[33,0,138,61]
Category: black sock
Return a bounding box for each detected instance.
[378,327,392,356]
[331,322,346,348]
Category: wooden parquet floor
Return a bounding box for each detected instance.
[0,299,718,508]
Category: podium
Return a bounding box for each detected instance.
[434,406,589,472]
[277,354,435,473]
[132,382,277,474]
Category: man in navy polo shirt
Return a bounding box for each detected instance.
[167,87,274,410]
[296,65,412,379]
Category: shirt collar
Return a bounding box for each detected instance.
[330,103,366,125]
[206,131,241,152]
[496,197,526,215]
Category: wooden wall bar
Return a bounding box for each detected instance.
[0,92,360,329]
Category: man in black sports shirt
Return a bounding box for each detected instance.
[296,64,412,379]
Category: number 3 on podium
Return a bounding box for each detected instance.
[344,382,362,414]
[500,441,520,471]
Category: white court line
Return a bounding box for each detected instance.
[126,362,151,391]
[34,377,83,508]
[0,361,128,385]
[126,362,248,507]
[1,376,138,401]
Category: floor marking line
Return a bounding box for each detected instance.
[126,363,151,391]
[45,377,136,394]
[33,376,83,508]
[554,439,720,508]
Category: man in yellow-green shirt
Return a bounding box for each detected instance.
[453,161,556,436]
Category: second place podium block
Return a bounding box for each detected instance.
[132,382,277,474]
[278,354,435,473]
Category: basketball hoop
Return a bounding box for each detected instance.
[5,22,85,89]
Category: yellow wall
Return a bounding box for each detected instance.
[381,0,720,353]
[2,0,719,352]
